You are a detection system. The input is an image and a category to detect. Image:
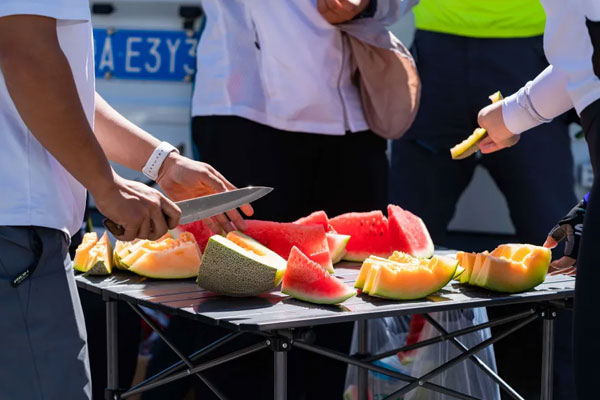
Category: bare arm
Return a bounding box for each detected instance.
[94,93,161,171]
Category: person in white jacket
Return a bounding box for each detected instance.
[477,0,600,397]
[142,1,398,399]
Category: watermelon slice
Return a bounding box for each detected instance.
[330,211,392,262]
[244,220,334,273]
[294,211,331,231]
[387,204,434,258]
[327,232,350,264]
[294,211,349,265]
[282,247,356,304]
[173,220,216,253]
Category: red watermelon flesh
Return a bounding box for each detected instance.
[243,220,334,273]
[282,247,356,304]
[294,211,330,231]
[173,220,215,253]
[387,205,434,258]
[329,211,392,262]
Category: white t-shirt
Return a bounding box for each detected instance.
[0,1,95,236]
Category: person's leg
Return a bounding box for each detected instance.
[389,30,478,245]
[0,226,91,399]
[574,99,600,400]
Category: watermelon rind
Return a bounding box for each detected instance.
[283,285,356,305]
[327,233,350,264]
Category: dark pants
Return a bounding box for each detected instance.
[390,31,577,398]
[574,99,600,400]
[0,226,91,399]
[142,116,389,400]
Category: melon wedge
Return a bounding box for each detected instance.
[368,257,458,300]
[471,244,551,293]
[330,211,392,262]
[451,127,488,160]
[73,232,112,275]
[327,232,350,264]
[457,251,480,284]
[73,232,98,272]
[387,205,434,258]
[282,247,356,304]
[197,232,287,296]
[127,232,202,279]
[356,253,457,300]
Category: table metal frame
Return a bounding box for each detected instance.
[77,262,574,400]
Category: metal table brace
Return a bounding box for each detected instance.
[102,299,562,400]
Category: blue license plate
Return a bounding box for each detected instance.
[94,29,199,82]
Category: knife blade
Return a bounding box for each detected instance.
[104,186,272,236]
[177,186,272,224]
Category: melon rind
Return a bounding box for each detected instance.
[450,128,488,160]
[197,234,286,297]
[327,233,350,265]
[83,232,112,276]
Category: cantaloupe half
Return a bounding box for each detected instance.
[470,244,551,293]
[356,252,457,300]
[197,232,287,297]
[126,232,202,279]
[73,232,112,275]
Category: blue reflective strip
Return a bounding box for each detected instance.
[584,192,591,204]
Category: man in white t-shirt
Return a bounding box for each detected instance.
[0,2,250,399]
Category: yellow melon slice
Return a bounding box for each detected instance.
[73,232,98,272]
[73,232,112,275]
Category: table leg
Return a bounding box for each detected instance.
[106,300,119,400]
[357,320,369,400]
[541,310,556,400]
[274,350,287,400]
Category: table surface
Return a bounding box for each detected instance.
[75,250,575,332]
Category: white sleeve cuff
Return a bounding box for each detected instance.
[501,86,548,135]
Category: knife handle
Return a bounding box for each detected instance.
[103,219,125,237]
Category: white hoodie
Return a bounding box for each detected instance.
[502,0,600,134]
[191,0,401,135]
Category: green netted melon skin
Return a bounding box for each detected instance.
[84,253,111,276]
[197,235,285,297]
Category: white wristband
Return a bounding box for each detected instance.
[142,141,179,181]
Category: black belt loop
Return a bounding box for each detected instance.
[11,228,43,288]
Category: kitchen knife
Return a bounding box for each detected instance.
[104,186,273,236]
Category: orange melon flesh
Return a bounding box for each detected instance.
[73,232,112,275]
[73,232,98,272]
[458,251,483,284]
[127,232,202,279]
[470,244,551,293]
[355,256,392,290]
[368,256,458,300]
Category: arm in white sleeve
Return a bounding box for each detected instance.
[501,65,574,135]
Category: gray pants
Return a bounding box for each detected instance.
[0,226,91,399]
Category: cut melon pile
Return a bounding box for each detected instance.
[197,232,287,296]
[455,243,551,293]
[282,246,356,305]
[73,232,112,275]
[356,252,457,300]
[330,204,434,262]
